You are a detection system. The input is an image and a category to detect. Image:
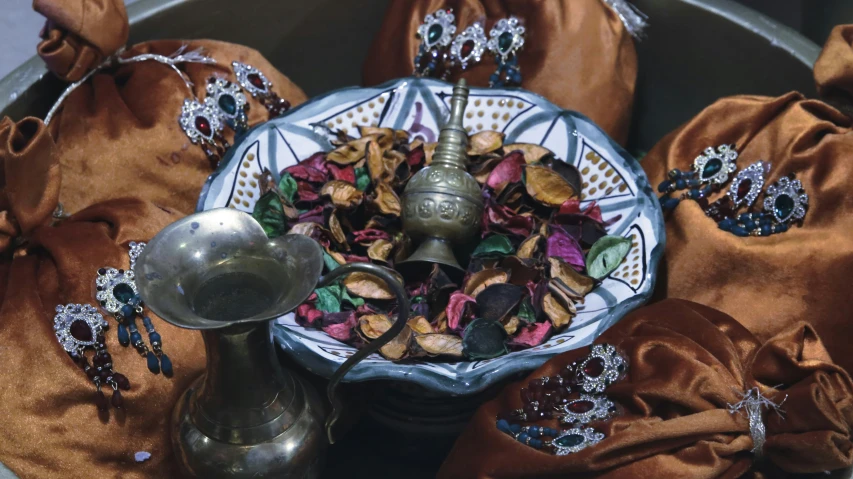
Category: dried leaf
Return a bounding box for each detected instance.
[524,165,578,206]
[328,211,347,245]
[433,311,448,333]
[326,249,347,266]
[472,235,514,257]
[504,143,554,164]
[543,157,583,193]
[517,298,536,323]
[321,180,364,209]
[374,183,402,216]
[423,142,437,165]
[321,311,357,342]
[471,156,505,184]
[380,325,412,360]
[367,239,394,262]
[543,293,574,329]
[358,314,392,339]
[414,334,463,357]
[587,235,632,279]
[516,234,541,259]
[278,172,298,203]
[467,131,505,155]
[252,191,287,238]
[462,318,508,359]
[502,316,520,335]
[549,257,596,296]
[463,269,508,296]
[326,134,379,164]
[354,166,371,191]
[343,271,399,300]
[476,283,523,322]
[358,126,394,140]
[408,316,434,335]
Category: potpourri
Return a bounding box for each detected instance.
[252,127,629,361]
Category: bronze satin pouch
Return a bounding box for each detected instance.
[641,25,853,375]
[0,0,308,476]
[440,299,853,478]
[362,0,639,145]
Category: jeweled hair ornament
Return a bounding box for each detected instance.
[232,61,291,117]
[414,9,457,77]
[487,16,525,87]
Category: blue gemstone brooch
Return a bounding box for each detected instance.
[414,9,457,78]
[487,16,525,87]
[95,243,173,376]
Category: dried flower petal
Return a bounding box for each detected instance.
[462,318,508,359]
[502,316,520,335]
[343,271,398,300]
[542,156,583,193]
[380,325,412,360]
[408,316,433,335]
[252,191,287,238]
[321,180,364,209]
[485,151,525,195]
[475,283,523,322]
[524,165,578,206]
[503,143,554,164]
[587,235,632,279]
[414,334,463,357]
[543,293,574,328]
[508,322,552,347]
[358,314,392,339]
[547,227,585,271]
[467,131,505,156]
[327,211,347,246]
[549,257,596,296]
[516,234,541,259]
[326,135,379,164]
[367,239,394,262]
[285,162,327,183]
[463,269,508,296]
[322,311,357,342]
[472,235,514,257]
[482,200,535,237]
[296,303,323,327]
[374,183,402,216]
[446,291,476,331]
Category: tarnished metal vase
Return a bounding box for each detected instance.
[134,208,409,478]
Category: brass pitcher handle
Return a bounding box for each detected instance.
[316,262,410,444]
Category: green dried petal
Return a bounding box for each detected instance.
[472,234,514,257]
[587,235,632,280]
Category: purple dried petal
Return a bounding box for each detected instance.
[547,227,585,271]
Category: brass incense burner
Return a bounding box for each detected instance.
[401,79,483,271]
[134,208,409,478]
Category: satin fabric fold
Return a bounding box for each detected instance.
[362,0,637,144]
[35,0,129,81]
[0,1,310,476]
[439,299,853,478]
[641,24,853,375]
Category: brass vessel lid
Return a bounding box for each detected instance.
[432,79,470,170]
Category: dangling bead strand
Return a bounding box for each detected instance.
[143,315,173,377]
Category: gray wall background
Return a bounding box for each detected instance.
[0,0,850,80]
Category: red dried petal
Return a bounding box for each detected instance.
[285,163,327,183]
[508,322,552,347]
[407,145,426,168]
[482,199,535,238]
[352,229,391,243]
[446,292,476,331]
[321,311,358,342]
[297,205,325,223]
[296,303,323,327]
[302,152,329,173]
[296,181,320,202]
[344,254,371,263]
[327,163,356,184]
[486,152,525,195]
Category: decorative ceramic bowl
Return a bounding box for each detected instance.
[197,77,665,394]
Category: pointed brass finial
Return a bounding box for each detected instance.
[400,79,483,271]
[432,79,470,169]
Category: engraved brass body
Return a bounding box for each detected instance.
[401,79,483,270]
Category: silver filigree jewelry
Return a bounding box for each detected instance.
[206,77,248,133]
[180,98,223,145]
[487,16,525,87]
[487,17,525,63]
[128,241,146,271]
[763,175,808,224]
[414,9,457,77]
[54,303,130,410]
[560,394,618,425]
[232,61,290,117]
[692,144,738,185]
[450,22,487,70]
[551,427,606,455]
[727,387,787,462]
[95,265,173,376]
[96,268,139,315]
[727,160,770,209]
[55,303,108,355]
[573,344,628,394]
